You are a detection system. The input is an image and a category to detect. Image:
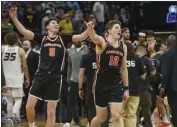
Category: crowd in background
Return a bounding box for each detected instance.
[1,1,177,127]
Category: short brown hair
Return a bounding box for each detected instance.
[4,32,19,46]
[104,20,121,31]
[122,27,129,33]
[166,35,176,48]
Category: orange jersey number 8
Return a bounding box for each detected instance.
[49,48,55,57]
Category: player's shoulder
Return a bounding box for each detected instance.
[18,47,26,56]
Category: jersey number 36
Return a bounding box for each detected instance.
[127,60,135,67]
[3,53,16,61]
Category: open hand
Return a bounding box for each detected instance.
[9,6,17,19]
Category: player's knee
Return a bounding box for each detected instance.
[26,103,34,111]
[111,113,121,122]
[96,115,107,123]
[26,100,35,111]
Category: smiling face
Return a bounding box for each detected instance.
[108,24,121,40]
[46,20,59,34]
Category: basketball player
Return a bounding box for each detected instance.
[2,32,30,121]
[79,41,96,125]
[86,20,129,127]
[121,42,146,127]
[9,7,88,127]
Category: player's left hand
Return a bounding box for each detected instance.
[123,90,129,102]
[25,80,30,88]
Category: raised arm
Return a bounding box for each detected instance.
[72,29,89,43]
[9,7,34,40]
[87,21,104,46]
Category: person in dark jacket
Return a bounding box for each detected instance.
[160,35,177,126]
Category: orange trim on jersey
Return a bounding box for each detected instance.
[59,36,66,72]
[92,54,101,101]
[47,35,59,42]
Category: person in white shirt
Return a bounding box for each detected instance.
[2,32,30,121]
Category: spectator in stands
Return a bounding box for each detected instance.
[2,14,14,36]
[17,5,25,26]
[92,2,105,35]
[65,2,80,10]
[113,12,120,20]
[41,10,52,34]
[55,8,65,22]
[121,27,131,43]
[72,9,85,34]
[120,8,130,27]
[33,3,43,31]
[24,4,35,31]
[59,12,73,44]
[133,30,147,47]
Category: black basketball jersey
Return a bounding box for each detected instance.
[127,54,145,96]
[96,39,124,82]
[80,51,96,85]
[34,35,66,75]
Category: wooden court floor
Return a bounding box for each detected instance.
[17,118,172,127]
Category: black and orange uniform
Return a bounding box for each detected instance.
[29,34,66,102]
[94,38,124,107]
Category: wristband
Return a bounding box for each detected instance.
[124,86,129,90]
[79,88,83,90]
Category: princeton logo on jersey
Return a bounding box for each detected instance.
[44,43,62,48]
[106,50,124,57]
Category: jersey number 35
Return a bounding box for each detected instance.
[3,53,17,61]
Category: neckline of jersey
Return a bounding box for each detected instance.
[47,35,58,42]
[105,38,121,48]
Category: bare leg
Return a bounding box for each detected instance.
[90,106,108,127]
[109,103,123,127]
[46,101,57,127]
[26,95,38,123]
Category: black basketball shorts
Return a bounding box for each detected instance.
[29,72,62,102]
[94,85,124,108]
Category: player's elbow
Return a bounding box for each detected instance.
[72,35,81,43]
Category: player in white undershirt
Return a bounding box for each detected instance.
[2,32,30,121]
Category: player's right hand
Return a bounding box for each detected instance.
[9,6,17,19]
[79,90,84,100]
[86,21,95,30]
[25,80,30,88]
